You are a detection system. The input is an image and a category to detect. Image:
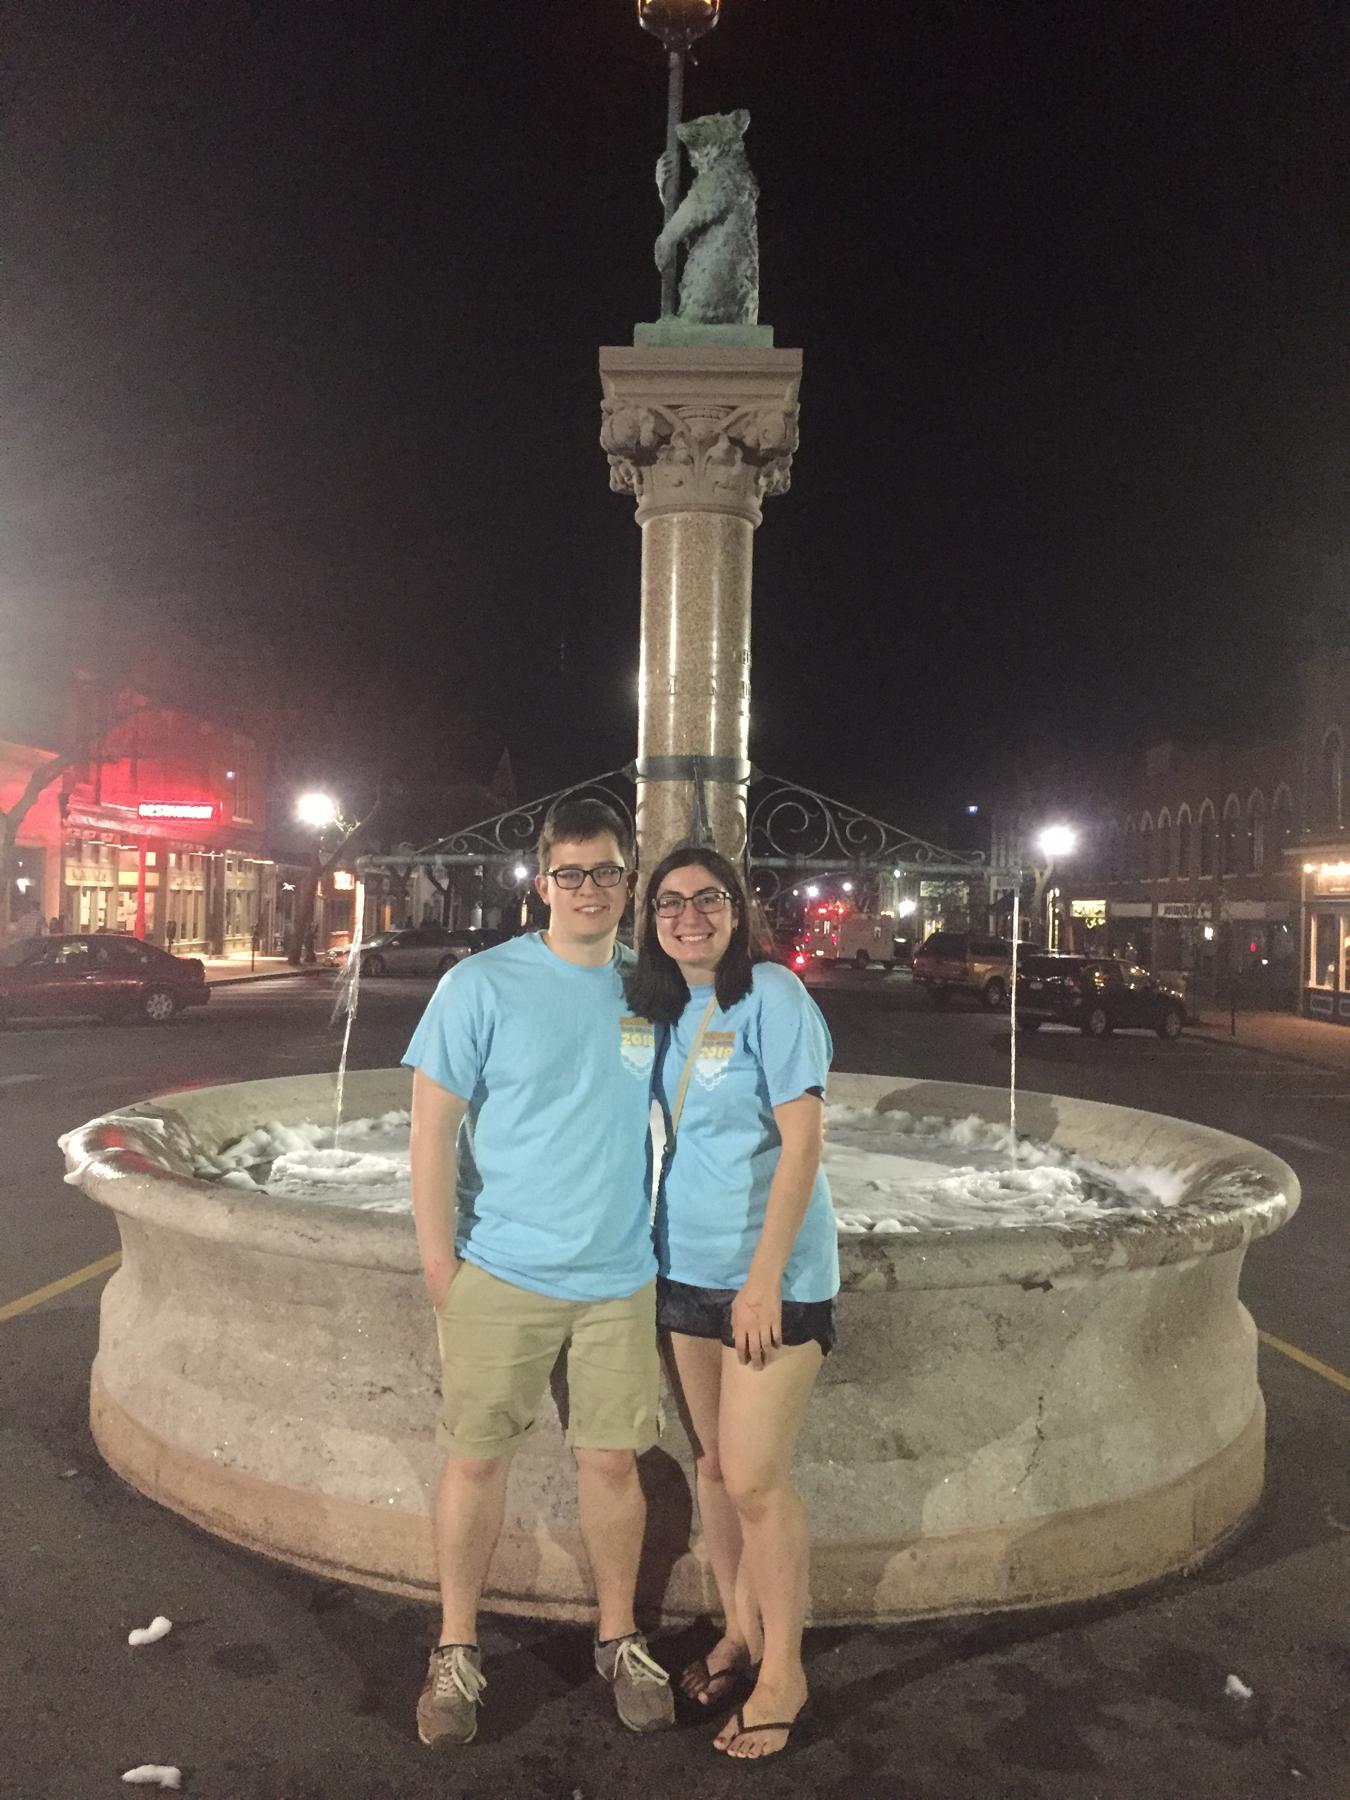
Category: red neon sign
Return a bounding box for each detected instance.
[138,801,217,821]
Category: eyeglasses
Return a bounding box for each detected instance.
[652,888,734,917]
[545,863,626,890]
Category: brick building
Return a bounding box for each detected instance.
[994,650,1350,1018]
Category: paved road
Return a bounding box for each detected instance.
[1,969,1347,1799]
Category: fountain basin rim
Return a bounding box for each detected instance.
[62,1069,1300,1291]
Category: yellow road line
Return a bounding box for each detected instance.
[0,1252,121,1324]
[1259,1329,1350,1395]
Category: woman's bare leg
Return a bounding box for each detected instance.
[663,1332,757,1696]
[713,1340,822,1757]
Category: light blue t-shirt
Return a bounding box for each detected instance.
[402,933,657,1302]
[654,962,839,1303]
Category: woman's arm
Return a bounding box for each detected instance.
[410,1068,469,1307]
[730,1090,824,1368]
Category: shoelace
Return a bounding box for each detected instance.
[433,1648,487,1704]
[612,1636,670,1687]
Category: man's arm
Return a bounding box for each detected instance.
[410,1069,469,1307]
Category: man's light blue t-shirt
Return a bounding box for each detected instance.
[654,962,839,1303]
[402,933,657,1302]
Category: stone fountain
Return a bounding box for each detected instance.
[60,69,1301,1629]
[63,1070,1297,1622]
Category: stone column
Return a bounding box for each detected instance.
[599,345,801,872]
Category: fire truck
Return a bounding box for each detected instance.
[800,900,900,969]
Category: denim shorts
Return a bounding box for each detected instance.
[656,1275,837,1357]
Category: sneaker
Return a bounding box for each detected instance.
[417,1643,485,1747]
[594,1631,675,1733]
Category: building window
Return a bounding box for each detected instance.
[1272,785,1294,853]
[1221,796,1242,877]
[1316,729,1344,833]
[1248,793,1265,874]
[1176,807,1193,878]
[1198,803,1216,876]
[1139,814,1155,880]
[1311,912,1338,989]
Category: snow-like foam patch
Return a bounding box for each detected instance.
[184,1104,1274,1233]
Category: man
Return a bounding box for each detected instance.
[404,796,673,1748]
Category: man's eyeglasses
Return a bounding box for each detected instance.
[545,863,626,890]
[652,888,733,918]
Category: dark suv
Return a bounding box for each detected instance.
[1015,954,1186,1040]
[911,931,1014,1010]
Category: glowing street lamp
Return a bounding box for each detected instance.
[296,792,340,831]
[636,0,722,318]
[1037,824,1077,863]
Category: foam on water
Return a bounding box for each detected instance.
[196,1105,1273,1231]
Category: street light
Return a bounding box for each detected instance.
[1037,824,1077,863]
[1032,824,1077,953]
[636,0,722,318]
[296,792,340,830]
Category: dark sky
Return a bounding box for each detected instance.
[2,1,1345,826]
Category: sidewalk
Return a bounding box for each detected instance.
[197,954,326,986]
[1188,1001,1350,1077]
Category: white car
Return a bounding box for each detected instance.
[329,925,509,977]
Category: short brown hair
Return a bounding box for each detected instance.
[536,796,633,872]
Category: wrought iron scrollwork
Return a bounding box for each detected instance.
[361,765,984,879]
[387,769,638,869]
[748,774,986,871]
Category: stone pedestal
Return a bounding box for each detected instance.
[599,344,801,868]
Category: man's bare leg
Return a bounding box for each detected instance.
[435,1452,510,1644]
[574,1447,645,1641]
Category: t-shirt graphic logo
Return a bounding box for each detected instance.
[619,1015,656,1078]
[694,1029,736,1090]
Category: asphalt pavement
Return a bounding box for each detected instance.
[1,968,1347,1800]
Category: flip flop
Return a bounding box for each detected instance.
[681,1655,750,1708]
[716,1702,805,1760]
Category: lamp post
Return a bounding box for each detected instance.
[291,792,344,966]
[1034,824,1077,951]
[1008,825,1078,1141]
[636,0,721,318]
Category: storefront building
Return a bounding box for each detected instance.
[1292,650,1350,1022]
[58,702,272,957]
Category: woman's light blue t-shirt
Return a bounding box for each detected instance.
[402,933,657,1302]
[654,962,839,1303]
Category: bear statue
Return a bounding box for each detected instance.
[654,109,760,326]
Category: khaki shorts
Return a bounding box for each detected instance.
[433,1261,661,1459]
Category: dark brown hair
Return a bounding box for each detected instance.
[536,797,633,872]
[626,844,761,1023]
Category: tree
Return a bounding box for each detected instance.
[285,798,384,966]
[0,701,146,942]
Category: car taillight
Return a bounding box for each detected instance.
[793,953,806,968]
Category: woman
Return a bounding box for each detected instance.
[628,845,837,1762]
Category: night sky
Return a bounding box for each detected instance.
[2,1,1344,832]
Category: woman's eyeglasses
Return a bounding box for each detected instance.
[545,863,626,890]
[652,888,733,917]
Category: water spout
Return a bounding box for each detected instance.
[330,877,367,1145]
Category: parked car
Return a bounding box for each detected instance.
[766,928,809,976]
[332,924,511,978]
[910,931,1015,1009]
[0,933,209,1025]
[1015,954,1187,1040]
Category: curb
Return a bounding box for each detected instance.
[206,968,328,988]
[1185,1021,1350,1081]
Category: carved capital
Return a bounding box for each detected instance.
[600,400,797,525]
[599,346,803,528]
